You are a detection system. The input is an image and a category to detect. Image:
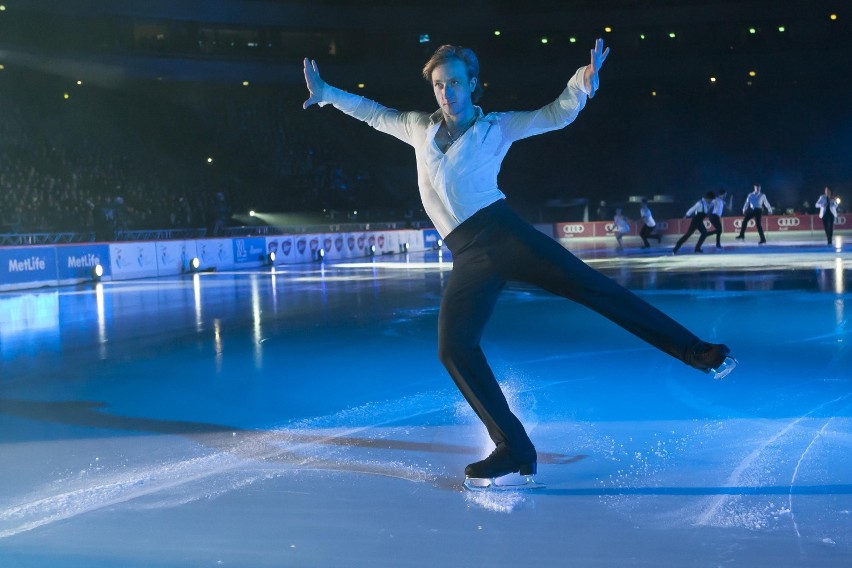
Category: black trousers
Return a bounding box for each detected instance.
[639,224,659,247]
[822,212,835,244]
[675,214,713,251]
[440,200,701,453]
[738,209,765,242]
[707,214,723,247]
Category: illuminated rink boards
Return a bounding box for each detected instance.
[0,244,850,567]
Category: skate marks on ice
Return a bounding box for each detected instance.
[0,396,589,536]
[584,395,852,551]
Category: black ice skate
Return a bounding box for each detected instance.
[687,341,737,380]
[463,443,540,490]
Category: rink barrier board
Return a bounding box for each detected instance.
[0,229,427,292]
[553,213,848,239]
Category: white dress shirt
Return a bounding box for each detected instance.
[743,192,773,214]
[319,67,592,237]
[816,194,839,218]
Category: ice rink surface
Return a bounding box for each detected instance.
[1,239,850,567]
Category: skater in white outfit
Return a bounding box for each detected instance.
[816,187,839,245]
[303,39,736,485]
[736,184,773,244]
[613,207,630,251]
[639,198,662,249]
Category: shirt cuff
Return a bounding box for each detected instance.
[569,66,592,97]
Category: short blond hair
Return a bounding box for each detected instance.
[422,44,484,103]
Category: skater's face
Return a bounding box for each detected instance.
[753,185,761,193]
[431,59,477,118]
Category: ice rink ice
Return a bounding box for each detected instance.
[1,240,850,567]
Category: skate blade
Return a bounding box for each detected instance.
[708,356,737,380]
[463,475,545,492]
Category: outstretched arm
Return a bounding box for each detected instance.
[583,38,610,98]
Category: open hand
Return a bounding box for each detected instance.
[303,58,327,109]
[584,38,610,98]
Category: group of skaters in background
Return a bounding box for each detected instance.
[613,184,842,253]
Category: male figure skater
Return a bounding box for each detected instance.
[736,184,773,243]
[816,187,839,245]
[639,198,662,249]
[708,189,728,248]
[303,40,736,482]
[673,192,716,254]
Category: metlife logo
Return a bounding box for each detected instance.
[0,247,58,285]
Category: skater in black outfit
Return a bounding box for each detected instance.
[816,187,839,245]
[303,39,736,483]
[736,184,773,243]
[708,190,727,249]
[639,198,662,248]
[673,192,716,254]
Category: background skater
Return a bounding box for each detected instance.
[303,39,736,485]
[816,187,839,245]
[673,192,716,254]
[708,189,728,249]
[613,207,630,251]
[639,198,662,249]
[736,184,773,244]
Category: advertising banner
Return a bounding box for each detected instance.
[109,242,158,280]
[232,237,267,266]
[156,240,192,276]
[765,214,811,232]
[55,244,111,283]
[555,222,591,239]
[422,229,441,249]
[0,246,58,289]
[195,238,234,270]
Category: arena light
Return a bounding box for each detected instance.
[400,242,410,253]
[91,264,103,282]
[267,251,276,265]
[434,239,444,251]
[249,210,256,217]
[189,257,201,272]
[316,248,326,261]
[569,36,577,43]
[494,30,501,36]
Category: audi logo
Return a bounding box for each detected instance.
[657,222,669,230]
[561,224,585,235]
[777,217,800,227]
[733,219,756,229]
[837,216,847,225]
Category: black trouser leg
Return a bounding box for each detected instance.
[438,255,534,452]
[738,210,755,238]
[754,210,766,242]
[708,214,722,246]
[676,215,706,250]
[694,215,713,251]
[640,225,652,247]
[823,212,835,243]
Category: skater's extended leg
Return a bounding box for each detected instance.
[484,204,730,372]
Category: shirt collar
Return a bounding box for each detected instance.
[428,105,485,126]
